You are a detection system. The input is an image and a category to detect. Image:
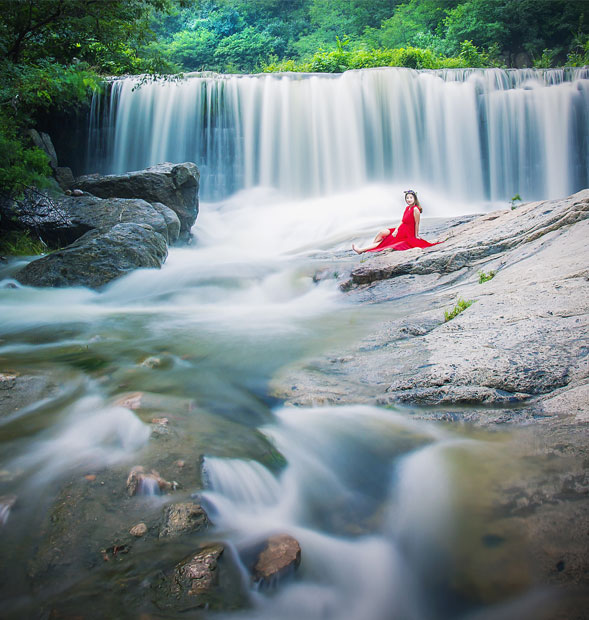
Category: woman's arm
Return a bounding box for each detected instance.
[413,207,421,238]
[391,217,403,237]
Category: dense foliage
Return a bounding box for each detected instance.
[0,0,185,203]
[150,0,589,73]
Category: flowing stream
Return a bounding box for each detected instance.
[1,67,588,618]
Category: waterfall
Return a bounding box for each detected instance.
[87,67,589,203]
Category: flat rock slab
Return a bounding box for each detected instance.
[76,162,199,240]
[272,190,589,418]
[16,222,167,289]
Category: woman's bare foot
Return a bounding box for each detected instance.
[352,244,363,254]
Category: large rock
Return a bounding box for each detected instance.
[272,190,589,414]
[75,162,199,240]
[0,191,180,247]
[252,534,302,585]
[15,222,167,289]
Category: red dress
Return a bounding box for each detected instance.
[366,205,440,253]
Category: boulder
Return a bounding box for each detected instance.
[75,162,200,240]
[152,201,181,244]
[252,534,301,585]
[15,222,167,289]
[0,191,179,247]
[54,166,75,191]
[159,502,210,538]
[28,129,58,170]
[173,544,224,595]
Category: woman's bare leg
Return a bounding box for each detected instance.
[353,229,391,254]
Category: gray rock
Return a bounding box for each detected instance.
[272,190,589,414]
[15,222,167,289]
[28,129,58,169]
[159,502,210,538]
[54,166,75,191]
[76,162,200,240]
[0,372,61,419]
[55,195,170,244]
[0,191,171,248]
[151,201,181,244]
[129,522,148,537]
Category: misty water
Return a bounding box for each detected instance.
[1,67,588,618]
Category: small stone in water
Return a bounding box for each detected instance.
[152,417,169,425]
[115,392,144,410]
[159,502,210,538]
[175,460,185,468]
[72,189,84,196]
[0,373,18,389]
[141,356,162,369]
[130,522,148,537]
[84,474,97,481]
[126,466,175,496]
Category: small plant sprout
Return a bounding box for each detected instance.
[510,193,522,210]
[444,298,474,322]
[478,270,496,283]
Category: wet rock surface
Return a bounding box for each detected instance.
[75,162,200,240]
[152,542,248,613]
[252,534,302,585]
[15,222,168,289]
[0,372,61,418]
[126,465,176,496]
[172,543,224,595]
[159,501,210,538]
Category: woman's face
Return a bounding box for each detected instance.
[405,192,416,205]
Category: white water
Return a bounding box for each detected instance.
[201,407,530,620]
[88,67,589,202]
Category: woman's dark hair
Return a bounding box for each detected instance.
[404,190,422,212]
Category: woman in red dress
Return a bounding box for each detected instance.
[352,190,440,254]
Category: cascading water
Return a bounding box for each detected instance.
[200,407,544,620]
[87,67,589,202]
